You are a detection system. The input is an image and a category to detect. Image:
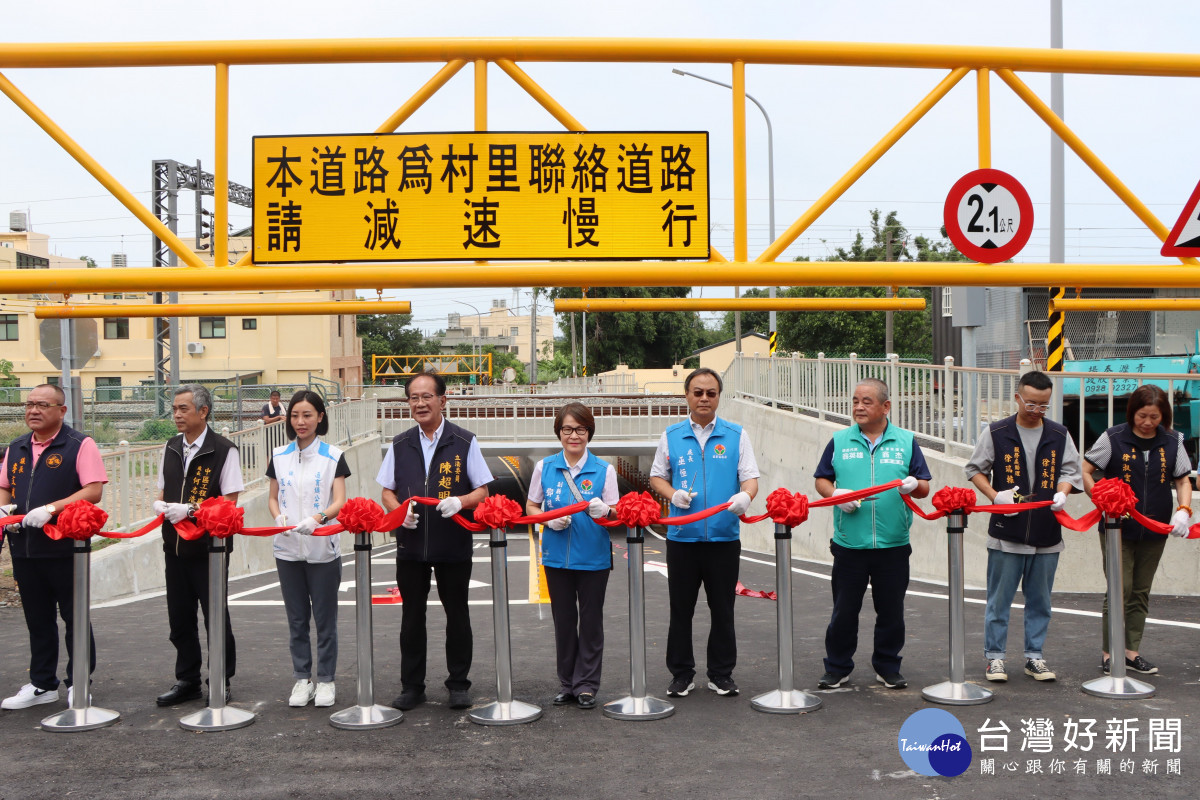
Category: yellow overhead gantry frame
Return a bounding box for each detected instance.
[3,37,1198,301]
[33,301,411,319]
[554,297,927,312]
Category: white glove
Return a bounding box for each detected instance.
[832,488,860,514]
[436,496,463,518]
[546,514,572,531]
[291,516,318,536]
[22,505,53,528]
[274,513,289,527]
[1050,492,1067,512]
[1171,508,1192,538]
[726,491,752,516]
[670,489,696,510]
[0,503,16,516]
[401,502,419,530]
[898,476,919,495]
[992,489,1019,517]
[587,497,610,519]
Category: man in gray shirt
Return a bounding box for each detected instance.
[964,371,1082,684]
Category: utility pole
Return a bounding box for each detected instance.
[529,288,539,385]
[570,311,578,377]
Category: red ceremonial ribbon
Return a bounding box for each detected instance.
[42,500,109,541]
[735,580,777,601]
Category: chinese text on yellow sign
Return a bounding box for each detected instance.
[252,132,709,264]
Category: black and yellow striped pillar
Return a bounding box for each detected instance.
[1046,287,1065,371]
[769,330,778,356]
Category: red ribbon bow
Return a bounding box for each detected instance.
[43,500,109,541]
[615,492,662,528]
[473,495,524,530]
[337,497,385,534]
[765,488,809,528]
[193,496,244,539]
[1091,477,1138,518]
[931,486,976,514]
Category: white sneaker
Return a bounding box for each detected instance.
[314,682,336,708]
[2,683,59,710]
[288,679,316,707]
[66,686,92,706]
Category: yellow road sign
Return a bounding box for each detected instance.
[253,132,709,264]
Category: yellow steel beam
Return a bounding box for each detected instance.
[4,39,1200,77]
[34,301,410,319]
[757,68,969,263]
[0,70,208,270]
[976,68,991,169]
[378,60,468,133]
[995,68,1199,267]
[475,59,487,130]
[495,60,585,131]
[215,63,230,266]
[1050,297,1200,313]
[10,262,1200,294]
[555,297,926,312]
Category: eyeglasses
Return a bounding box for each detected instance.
[407,393,439,403]
[1016,395,1051,413]
[23,402,62,411]
[559,426,589,437]
[689,389,719,399]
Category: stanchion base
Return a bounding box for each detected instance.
[602,694,675,721]
[750,689,823,714]
[40,705,120,732]
[179,704,256,731]
[921,680,994,706]
[1082,675,1155,699]
[468,699,542,726]
[329,703,404,730]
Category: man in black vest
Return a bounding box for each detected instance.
[151,384,244,706]
[376,372,492,711]
[1,384,107,710]
[965,370,1081,684]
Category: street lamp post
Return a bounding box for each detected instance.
[453,300,483,384]
[672,68,775,356]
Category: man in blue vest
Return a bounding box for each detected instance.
[815,378,930,691]
[965,370,1081,684]
[650,367,758,698]
[377,372,493,711]
[1,384,107,710]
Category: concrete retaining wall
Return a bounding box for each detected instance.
[91,435,387,605]
[722,398,1200,596]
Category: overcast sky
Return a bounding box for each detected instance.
[3,1,1199,335]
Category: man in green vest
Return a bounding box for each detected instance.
[814,378,931,691]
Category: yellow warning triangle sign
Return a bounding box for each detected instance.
[1162,178,1200,257]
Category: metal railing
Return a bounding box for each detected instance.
[97,397,378,532]
[726,352,1200,458]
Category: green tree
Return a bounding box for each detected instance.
[913,225,970,262]
[536,337,574,383]
[0,358,18,388]
[452,343,527,384]
[356,313,430,374]
[78,255,97,269]
[549,287,702,373]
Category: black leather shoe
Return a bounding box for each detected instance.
[576,692,597,709]
[553,692,575,706]
[156,682,202,707]
[393,688,426,711]
[447,689,472,709]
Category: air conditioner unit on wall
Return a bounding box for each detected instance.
[186,342,205,355]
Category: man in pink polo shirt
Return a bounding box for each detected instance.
[0,384,107,710]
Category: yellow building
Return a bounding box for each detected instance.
[1,229,362,391]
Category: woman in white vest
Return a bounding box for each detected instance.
[526,402,618,709]
[267,390,350,708]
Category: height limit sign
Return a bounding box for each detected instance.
[943,168,1033,263]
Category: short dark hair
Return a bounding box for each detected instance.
[554,402,595,441]
[285,389,329,440]
[269,390,281,398]
[1126,384,1172,430]
[34,383,66,404]
[1018,371,1053,392]
[406,371,446,398]
[684,367,723,393]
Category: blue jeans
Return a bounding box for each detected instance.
[984,549,1059,660]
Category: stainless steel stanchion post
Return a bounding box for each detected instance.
[330,532,404,729]
[41,538,120,732]
[922,510,993,705]
[751,523,822,714]
[604,526,674,720]
[180,538,255,731]
[470,526,542,725]
[1083,515,1154,698]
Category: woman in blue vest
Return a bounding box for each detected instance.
[1083,385,1193,676]
[525,402,618,709]
[267,390,350,709]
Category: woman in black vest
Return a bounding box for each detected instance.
[1083,385,1193,676]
